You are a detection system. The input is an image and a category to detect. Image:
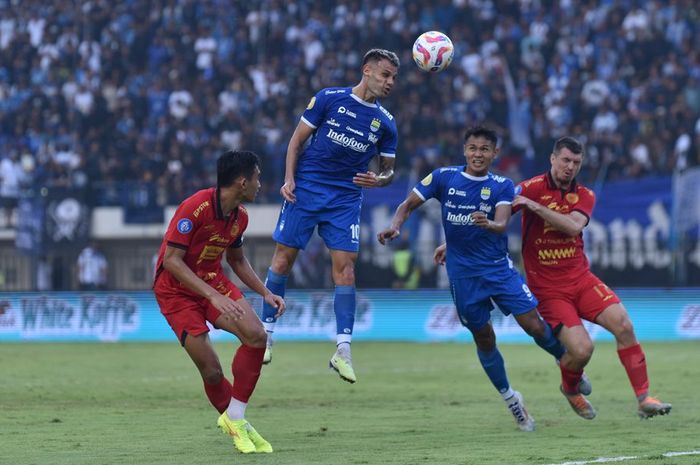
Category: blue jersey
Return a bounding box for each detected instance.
[297,87,398,191]
[413,166,515,279]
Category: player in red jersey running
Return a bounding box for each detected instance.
[511,136,671,420]
[153,150,285,454]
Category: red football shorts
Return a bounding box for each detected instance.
[532,271,621,330]
[154,274,244,345]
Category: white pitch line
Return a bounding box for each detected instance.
[543,450,700,465]
[664,450,700,457]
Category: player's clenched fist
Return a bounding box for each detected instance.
[377,227,400,245]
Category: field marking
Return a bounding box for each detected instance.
[543,450,700,465]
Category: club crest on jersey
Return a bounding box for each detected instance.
[370,118,381,132]
[177,218,193,234]
[565,193,579,204]
[480,187,491,200]
[421,173,433,186]
[307,96,316,110]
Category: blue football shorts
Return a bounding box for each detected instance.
[272,183,362,253]
[449,267,538,332]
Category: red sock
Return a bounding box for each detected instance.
[617,343,649,398]
[231,345,265,403]
[203,376,233,413]
[560,363,583,394]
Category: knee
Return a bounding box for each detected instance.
[241,326,267,348]
[472,329,496,351]
[271,251,294,275]
[567,339,594,364]
[333,262,356,285]
[201,365,224,385]
[613,318,636,343]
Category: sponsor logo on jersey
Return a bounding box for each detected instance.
[307,96,316,110]
[337,106,357,118]
[230,222,239,238]
[325,89,346,94]
[479,202,492,213]
[177,218,193,234]
[197,245,225,264]
[325,118,340,127]
[368,133,378,144]
[447,187,466,197]
[565,193,579,204]
[445,200,456,208]
[446,212,476,225]
[346,126,364,136]
[491,174,506,183]
[421,173,433,186]
[327,128,370,152]
[514,185,522,195]
[537,247,576,262]
[370,118,381,132]
[480,187,491,200]
[193,201,210,218]
[379,106,394,120]
[209,234,229,244]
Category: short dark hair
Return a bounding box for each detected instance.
[217,150,259,188]
[362,49,400,67]
[463,126,498,146]
[553,136,584,156]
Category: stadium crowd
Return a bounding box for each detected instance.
[1,0,699,224]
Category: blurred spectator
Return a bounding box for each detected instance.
[0,0,697,211]
[76,241,108,291]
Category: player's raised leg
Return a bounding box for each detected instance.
[214,298,273,453]
[328,249,358,383]
[470,322,535,432]
[595,303,671,419]
[260,244,298,364]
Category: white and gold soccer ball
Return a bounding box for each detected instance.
[412,31,454,73]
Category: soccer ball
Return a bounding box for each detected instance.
[412,31,454,73]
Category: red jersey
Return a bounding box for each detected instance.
[154,187,248,296]
[517,172,595,290]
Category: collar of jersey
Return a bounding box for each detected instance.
[349,92,379,108]
[460,171,488,181]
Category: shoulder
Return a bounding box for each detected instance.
[238,204,249,221]
[577,185,596,201]
[488,173,512,185]
[378,104,395,122]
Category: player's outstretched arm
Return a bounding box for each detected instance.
[512,195,588,236]
[377,192,424,245]
[162,246,246,319]
[281,121,315,203]
[225,246,286,316]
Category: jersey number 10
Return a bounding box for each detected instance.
[350,224,360,240]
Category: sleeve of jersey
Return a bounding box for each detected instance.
[300,89,327,129]
[511,182,527,213]
[377,118,398,158]
[574,188,596,221]
[412,169,440,202]
[496,179,515,207]
[165,199,200,250]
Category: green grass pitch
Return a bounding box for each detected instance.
[1,341,698,465]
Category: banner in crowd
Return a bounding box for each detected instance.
[42,188,91,251]
[1,289,698,342]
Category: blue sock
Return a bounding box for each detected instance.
[477,347,510,394]
[533,320,566,360]
[334,285,356,337]
[261,268,287,324]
